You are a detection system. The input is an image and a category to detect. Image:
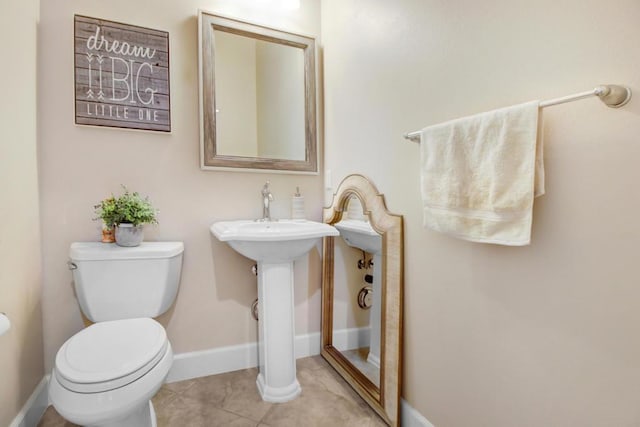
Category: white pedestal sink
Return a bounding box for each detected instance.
[211,219,338,402]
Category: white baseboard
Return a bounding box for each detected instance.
[166,340,259,383]
[167,327,368,383]
[401,399,435,427]
[9,375,49,427]
[294,330,321,359]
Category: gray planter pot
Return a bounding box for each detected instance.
[115,224,144,247]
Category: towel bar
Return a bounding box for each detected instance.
[404,84,632,141]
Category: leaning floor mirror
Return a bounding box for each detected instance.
[322,174,404,426]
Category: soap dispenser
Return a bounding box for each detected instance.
[291,187,305,220]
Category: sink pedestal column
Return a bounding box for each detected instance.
[255,261,301,402]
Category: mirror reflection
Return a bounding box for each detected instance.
[332,196,381,387]
[214,30,305,160]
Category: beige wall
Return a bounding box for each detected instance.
[39,0,322,372]
[0,0,44,424]
[322,0,640,426]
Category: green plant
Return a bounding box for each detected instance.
[94,187,158,228]
[94,196,119,230]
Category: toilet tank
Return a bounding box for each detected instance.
[69,242,184,322]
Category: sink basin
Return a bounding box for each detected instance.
[211,219,339,262]
[334,219,382,254]
[210,219,338,403]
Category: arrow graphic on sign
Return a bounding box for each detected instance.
[97,55,104,100]
[86,53,94,96]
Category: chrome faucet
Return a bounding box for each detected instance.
[260,181,274,221]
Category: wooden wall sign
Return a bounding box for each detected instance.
[74,15,171,132]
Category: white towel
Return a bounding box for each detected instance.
[419,101,544,246]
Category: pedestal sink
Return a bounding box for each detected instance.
[211,219,339,402]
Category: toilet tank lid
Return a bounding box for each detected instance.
[70,242,184,261]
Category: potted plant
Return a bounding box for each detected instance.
[94,187,158,247]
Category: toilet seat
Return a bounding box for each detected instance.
[55,318,168,393]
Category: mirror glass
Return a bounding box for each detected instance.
[331,196,381,387]
[199,12,317,173]
[322,174,403,426]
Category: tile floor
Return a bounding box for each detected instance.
[38,356,387,427]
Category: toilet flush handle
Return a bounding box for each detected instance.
[67,261,77,270]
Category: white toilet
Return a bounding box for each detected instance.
[49,241,184,427]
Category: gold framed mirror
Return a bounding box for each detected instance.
[198,11,317,173]
[322,174,403,426]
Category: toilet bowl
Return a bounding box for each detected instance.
[50,318,172,426]
[50,242,184,427]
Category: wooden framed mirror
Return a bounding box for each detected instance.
[198,11,317,173]
[321,174,403,426]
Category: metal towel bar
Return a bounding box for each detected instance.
[404,84,632,141]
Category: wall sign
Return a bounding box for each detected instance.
[74,15,171,132]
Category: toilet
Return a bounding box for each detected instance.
[49,241,184,427]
